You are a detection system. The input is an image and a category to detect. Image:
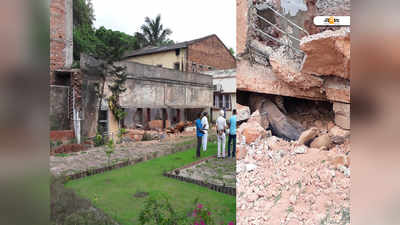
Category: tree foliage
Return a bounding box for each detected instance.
[73,0,139,62]
[73,0,95,28]
[135,14,174,48]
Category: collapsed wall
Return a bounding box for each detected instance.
[237,0,350,131]
[236,1,351,224]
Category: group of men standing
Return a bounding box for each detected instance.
[195,109,237,159]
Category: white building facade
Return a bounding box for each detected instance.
[203,69,237,122]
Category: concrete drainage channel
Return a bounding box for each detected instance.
[163,156,236,196]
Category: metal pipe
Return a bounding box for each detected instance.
[251,24,304,54]
[255,13,301,42]
[260,4,310,36]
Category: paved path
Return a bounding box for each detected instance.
[50,136,197,177]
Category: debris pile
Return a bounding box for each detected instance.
[236,95,350,225]
[122,121,195,143]
[237,130,350,224]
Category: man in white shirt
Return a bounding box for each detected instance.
[201,111,209,152]
[216,110,227,159]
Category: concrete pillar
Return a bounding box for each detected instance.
[177,109,182,122]
[333,102,350,130]
[162,108,168,129]
[146,108,151,129]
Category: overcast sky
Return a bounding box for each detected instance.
[92,0,236,50]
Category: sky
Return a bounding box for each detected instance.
[92,0,236,50]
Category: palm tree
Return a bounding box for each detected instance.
[135,14,173,48]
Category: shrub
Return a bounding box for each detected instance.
[139,196,187,225]
[94,133,104,147]
[138,197,234,225]
[187,199,215,225]
[117,128,128,138]
[105,139,114,166]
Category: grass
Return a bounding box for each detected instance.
[65,142,235,225]
[55,153,70,157]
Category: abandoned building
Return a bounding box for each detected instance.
[203,69,237,121]
[49,0,214,145]
[81,54,213,140]
[49,0,79,142]
[236,0,351,140]
[122,34,236,73]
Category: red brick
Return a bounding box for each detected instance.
[187,35,236,72]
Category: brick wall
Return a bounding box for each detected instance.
[50,0,73,83]
[187,35,236,72]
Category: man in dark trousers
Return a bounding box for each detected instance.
[227,109,237,158]
[195,113,204,158]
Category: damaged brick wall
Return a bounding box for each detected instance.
[237,0,351,131]
[187,35,236,72]
[50,0,73,84]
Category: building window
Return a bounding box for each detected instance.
[199,65,204,71]
[98,110,108,134]
[192,63,197,72]
[175,49,180,56]
[174,62,180,70]
[156,64,163,67]
[208,66,213,70]
[214,93,231,110]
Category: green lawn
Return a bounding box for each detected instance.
[65,142,236,225]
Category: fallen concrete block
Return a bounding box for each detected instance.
[237,103,251,121]
[310,134,331,149]
[333,102,350,130]
[260,99,304,140]
[238,120,267,144]
[297,127,319,146]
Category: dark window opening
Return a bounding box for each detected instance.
[156,64,163,67]
[54,71,71,86]
[174,62,180,70]
[192,63,197,72]
[175,49,180,56]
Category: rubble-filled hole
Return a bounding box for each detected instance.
[238,91,335,136]
[283,96,334,130]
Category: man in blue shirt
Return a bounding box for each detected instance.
[227,109,237,158]
[195,112,204,158]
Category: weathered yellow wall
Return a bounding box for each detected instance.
[125,48,187,71]
[107,110,120,141]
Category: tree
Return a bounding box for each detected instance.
[229,47,235,57]
[73,0,96,62]
[73,0,95,28]
[135,14,173,48]
[107,63,128,126]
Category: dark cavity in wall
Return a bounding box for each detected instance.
[238,90,334,131]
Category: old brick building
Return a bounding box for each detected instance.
[50,0,78,142]
[123,34,236,73]
[50,0,73,84]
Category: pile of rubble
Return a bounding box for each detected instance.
[236,106,350,225]
[121,121,196,142]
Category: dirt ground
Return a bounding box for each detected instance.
[177,157,236,188]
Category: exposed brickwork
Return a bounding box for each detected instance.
[50,130,75,141]
[237,0,249,55]
[187,35,236,72]
[50,0,72,84]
